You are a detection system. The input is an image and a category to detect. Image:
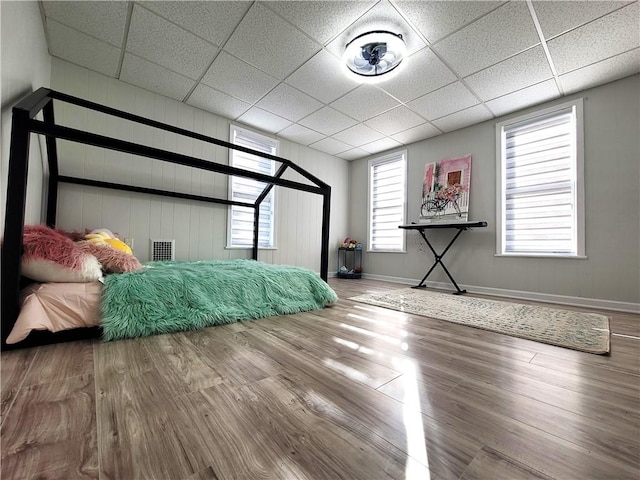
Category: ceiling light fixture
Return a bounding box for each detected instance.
[343,31,406,83]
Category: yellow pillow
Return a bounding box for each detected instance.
[104,238,133,255]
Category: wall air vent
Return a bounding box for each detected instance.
[150,239,175,262]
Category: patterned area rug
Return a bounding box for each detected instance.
[349,288,610,354]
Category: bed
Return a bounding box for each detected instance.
[7,259,337,345]
[1,88,333,350]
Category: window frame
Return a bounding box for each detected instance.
[367,150,408,253]
[495,98,585,258]
[226,125,278,249]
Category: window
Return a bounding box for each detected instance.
[368,150,407,252]
[496,99,584,257]
[228,125,278,248]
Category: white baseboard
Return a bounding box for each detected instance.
[358,273,417,286]
[359,273,640,314]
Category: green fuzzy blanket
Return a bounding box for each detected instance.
[101,259,338,341]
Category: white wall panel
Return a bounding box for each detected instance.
[129,193,151,260]
[159,201,175,240]
[56,184,84,232]
[101,190,131,239]
[148,199,162,242]
[2,1,50,229]
[196,205,216,260]
[173,201,191,260]
[82,189,103,232]
[58,141,86,178]
[50,58,349,271]
[84,145,105,181]
[188,203,200,261]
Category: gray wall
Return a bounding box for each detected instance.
[349,74,640,306]
[1,1,51,229]
[50,59,349,272]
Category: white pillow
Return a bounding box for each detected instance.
[21,225,103,283]
[22,255,103,283]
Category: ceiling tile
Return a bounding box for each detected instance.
[127,5,218,80]
[432,2,540,77]
[360,137,403,154]
[264,1,376,45]
[465,47,553,101]
[408,82,479,120]
[432,104,493,132]
[237,107,293,134]
[559,48,640,94]
[200,52,279,104]
[337,148,370,161]
[140,1,251,46]
[391,123,442,144]
[331,85,400,122]
[309,137,352,156]
[364,106,425,136]
[547,3,640,75]
[223,3,321,79]
[325,0,427,59]
[532,1,634,39]
[332,123,385,147]
[46,20,121,77]
[42,1,128,47]
[277,124,325,145]
[298,107,357,136]
[284,50,360,104]
[377,48,457,102]
[485,79,560,117]
[187,84,251,120]
[39,0,640,152]
[120,54,195,101]
[395,1,505,43]
[256,84,323,122]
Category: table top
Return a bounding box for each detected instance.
[399,221,488,230]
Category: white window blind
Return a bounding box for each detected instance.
[228,126,277,248]
[497,100,584,256]
[369,151,407,252]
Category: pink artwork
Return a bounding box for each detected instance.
[421,155,472,222]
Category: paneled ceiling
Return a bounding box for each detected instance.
[40,1,640,160]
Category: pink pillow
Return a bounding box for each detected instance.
[53,227,86,242]
[6,282,103,344]
[76,241,143,273]
[21,225,102,283]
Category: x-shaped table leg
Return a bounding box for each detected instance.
[412,228,467,294]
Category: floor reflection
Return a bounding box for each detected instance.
[322,358,369,383]
[395,357,430,480]
[339,322,403,346]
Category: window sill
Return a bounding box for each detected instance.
[494,253,587,259]
[367,249,407,254]
[226,246,277,250]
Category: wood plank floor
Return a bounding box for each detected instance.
[1,278,638,480]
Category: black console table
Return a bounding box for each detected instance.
[337,247,362,279]
[399,221,488,294]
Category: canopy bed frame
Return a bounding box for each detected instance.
[1,87,331,350]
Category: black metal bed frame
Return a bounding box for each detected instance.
[1,87,331,350]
